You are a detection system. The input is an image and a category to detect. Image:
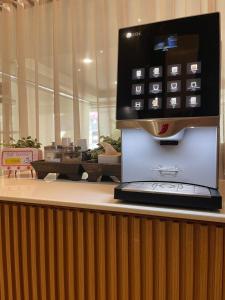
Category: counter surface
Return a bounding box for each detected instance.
[0,174,225,223]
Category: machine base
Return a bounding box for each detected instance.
[114,182,222,210]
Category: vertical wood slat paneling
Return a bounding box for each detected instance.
[193,224,209,300]
[95,213,106,300]
[0,203,225,299]
[0,205,6,300]
[29,207,38,300]
[74,211,85,300]
[141,219,153,300]
[106,215,117,300]
[56,210,65,300]
[84,212,96,300]
[3,205,13,300]
[47,208,56,300]
[117,215,129,300]
[38,208,47,300]
[180,222,194,300]
[12,206,22,300]
[20,207,30,300]
[65,211,75,300]
[208,226,224,300]
[167,221,180,300]
[154,220,167,300]
[129,217,141,300]
[223,227,225,300]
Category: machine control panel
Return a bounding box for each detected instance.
[117,13,220,120]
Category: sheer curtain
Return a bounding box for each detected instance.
[0,0,224,154]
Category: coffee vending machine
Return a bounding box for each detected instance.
[114,13,222,210]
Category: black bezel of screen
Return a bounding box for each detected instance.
[116,13,220,120]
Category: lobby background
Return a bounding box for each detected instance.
[0,0,224,164]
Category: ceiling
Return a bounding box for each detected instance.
[0,0,225,106]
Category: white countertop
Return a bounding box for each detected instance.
[0,174,225,223]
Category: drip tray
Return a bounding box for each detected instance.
[121,182,211,197]
[114,181,222,210]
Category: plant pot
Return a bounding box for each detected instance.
[31,160,83,181]
[81,161,121,182]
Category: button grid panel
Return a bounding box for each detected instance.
[131,62,201,111]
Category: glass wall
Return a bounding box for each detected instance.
[0,0,225,151]
[39,88,54,147]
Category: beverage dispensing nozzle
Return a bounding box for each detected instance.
[160,140,179,145]
[152,129,185,145]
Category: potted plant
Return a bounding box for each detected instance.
[82,135,121,161]
[81,135,121,182]
[1,136,42,149]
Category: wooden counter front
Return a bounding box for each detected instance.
[0,177,225,299]
[0,203,225,300]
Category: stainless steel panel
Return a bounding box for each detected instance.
[122,127,218,188]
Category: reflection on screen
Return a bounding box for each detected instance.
[154,35,178,51]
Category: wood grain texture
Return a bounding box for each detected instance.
[74,211,85,300]
[29,207,38,300]
[193,224,209,300]
[47,208,56,300]
[129,217,141,300]
[0,203,225,299]
[223,227,225,300]
[65,210,75,300]
[180,222,194,300]
[56,210,66,300]
[95,213,106,300]
[117,215,129,300]
[106,214,117,300]
[208,225,224,300]
[167,221,180,300]
[20,206,30,300]
[0,205,6,300]
[141,218,153,300]
[38,208,47,300]
[12,206,22,300]
[84,211,96,300]
[3,205,13,300]
[154,219,166,300]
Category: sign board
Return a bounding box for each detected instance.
[0,148,40,171]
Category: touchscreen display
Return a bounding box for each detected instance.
[154,34,178,51]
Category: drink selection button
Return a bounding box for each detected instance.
[168,64,181,76]
[150,66,163,78]
[132,68,145,80]
[187,62,201,74]
[167,96,181,109]
[132,99,144,110]
[167,80,181,93]
[132,83,144,95]
[149,82,162,94]
[186,95,201,108]
[149,97,162,110]
[186,78,201,91]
